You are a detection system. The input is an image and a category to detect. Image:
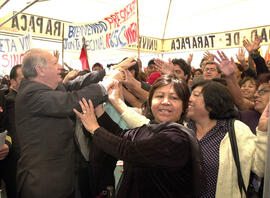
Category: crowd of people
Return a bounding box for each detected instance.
[0,35,269,198]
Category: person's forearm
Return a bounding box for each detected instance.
[250,52,268,75]
[242,67,257,78]
[124,79,149,102]
[64,69,106,91]
[110,98,149,128]
[110,98,128,115]
[129,86,149,102]
[225,75,254,110]
[123,88,143,108]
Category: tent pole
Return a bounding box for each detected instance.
[263,101,270,198]
[0,0,10,10]
[136,0,140,59]
[0,0,40,27]
[161,0,172,53]
[62,23,65,67]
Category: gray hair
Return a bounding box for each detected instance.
[22,48,47,79]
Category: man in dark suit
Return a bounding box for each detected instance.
[15,48,116,198]
[0,64,24,198]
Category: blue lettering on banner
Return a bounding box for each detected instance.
[68,21,108,39]
[64,38,81,50]
[110,30,119,48]
[0,39,18,52]
[86,36,106,52]
[11,40,17,52]
[119,26,127,46]
[19,35,31,51]
[0,40,4,52]
[106,26,127,49]
[87,21,108,35]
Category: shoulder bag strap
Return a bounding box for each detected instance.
[228,119,247,197]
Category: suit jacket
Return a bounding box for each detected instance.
[4,89,19,156]
[15,77,107,198]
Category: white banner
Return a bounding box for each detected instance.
[64,0,137,52]
[0,33,32,75]
[164,25,270,52]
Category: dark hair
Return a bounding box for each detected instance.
[239,77,256,87]
[146,74,190,123]
[148,59,155,66]
[172,58,192,81]
[193,68,203,75]
[200,57,208,68]
[204,61,221,73]
[92,62,103,69]
[192,80,238,120]
[235,63,244,72]
[121,57,139,79]
[128,61,139,79]
[10,64,22,80]
[256,73,270,88]
[212,78,227,86]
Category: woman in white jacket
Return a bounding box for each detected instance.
[186,80,267,198]
[108,75,268,198]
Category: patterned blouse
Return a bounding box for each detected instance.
[187,119,229,198]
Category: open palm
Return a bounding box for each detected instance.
[215,50,236,76]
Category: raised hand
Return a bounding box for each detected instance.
[53,50,60,62]
[243,36,262,54]
[122,70,135,88]
[215,50,236,76]
[108,81,120,104]
[203,51,215,61]
[73,98,99,134]
[154,58,174,75]
[236,48,246,63]
[112,56,136,70]
[187,53,193,65]
[105,68,126,83]
[236,48,249,71]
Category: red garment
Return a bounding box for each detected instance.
[80,47,90,70]
[146,72,162,85]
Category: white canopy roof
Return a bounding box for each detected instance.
[1,0,269,39]
[1,0,270,70]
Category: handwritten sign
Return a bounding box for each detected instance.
[0,33,32,75]
[164,25,270,52]
[64,0,137,52]
[0,12,63,39]
[125,36,162,52]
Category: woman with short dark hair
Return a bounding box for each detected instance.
[239,77,256,102]
[187,80,267,198]
[74,75,202,198]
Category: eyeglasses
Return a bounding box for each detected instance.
[255,88,270,96]
[204,68,217,72]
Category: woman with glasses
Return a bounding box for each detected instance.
[216,51,270,133]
